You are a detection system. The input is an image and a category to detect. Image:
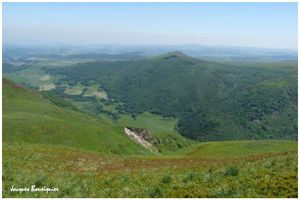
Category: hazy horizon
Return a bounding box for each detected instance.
[3,43,297,52]
[3,2,298,50]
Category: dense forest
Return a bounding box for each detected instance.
[47,52,297,141]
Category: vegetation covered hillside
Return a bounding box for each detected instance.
[2,78,297,198]
[3,141,297,198]
[48,52,297,141]
[2,78,148,155]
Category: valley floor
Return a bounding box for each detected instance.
[2,140,298,198]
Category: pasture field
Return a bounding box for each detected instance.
[4,65,56,90]
[99,112,192,153]
[176,140,298,159]
[83,84,108,99]
[64,83,85,95]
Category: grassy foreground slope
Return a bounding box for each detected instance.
[3,141,297,198]
[2,78,148,155]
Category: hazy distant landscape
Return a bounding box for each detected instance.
[2,2,298,198]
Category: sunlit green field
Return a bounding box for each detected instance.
[100,112,191,153]
[64,83,85,95]
[176,140,298,159]
[83,84,107,99]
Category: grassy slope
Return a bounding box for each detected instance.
[4,65,56,89]
[2,78,148,155]
[98,112,192,153]
[3,141,297,198]
[64,93,192,153]
[175,140,297,159]
[116,112,177,133]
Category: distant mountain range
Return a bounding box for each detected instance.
[3,44,297,62]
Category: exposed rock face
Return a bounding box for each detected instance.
[124,127,156,151]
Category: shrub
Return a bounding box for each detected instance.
[120,175,129,183]
[224,166,239,177]
[33,175,47,187]
[149,187,162,198]
[183,173,194,183]
[161,175,172,184]
[213,185,237,197]
[203,172,213,183]
[265,159,276,168]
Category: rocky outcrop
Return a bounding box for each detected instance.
[124,127,157,152]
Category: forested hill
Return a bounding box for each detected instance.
[48,52,298,141]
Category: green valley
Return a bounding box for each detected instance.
[2,49,298,198]
[2,76,298,198]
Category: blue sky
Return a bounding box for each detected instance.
[3,2,298,49]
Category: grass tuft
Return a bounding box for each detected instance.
[161,175,172,184]
[224,166,239,177]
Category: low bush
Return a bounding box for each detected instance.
[224,166,239,177]
[161,175,172,184]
